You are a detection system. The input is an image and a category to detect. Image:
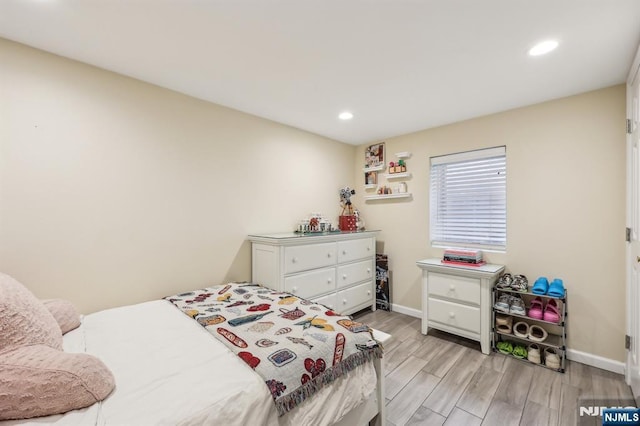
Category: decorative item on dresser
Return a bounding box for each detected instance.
[416,258,505,354]
[339,186,358,231]
[248,231,379,315]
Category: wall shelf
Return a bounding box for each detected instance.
[395,152,412,159]
[364,193,412,201]
[364,184,377,190]
[363,164,385,173]
[383,172,412,180]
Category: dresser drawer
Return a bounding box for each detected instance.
[428,298,480,334]
[284,267,335,300]
[311,293,337,310]
[336,281,373,314]
[428,272,480,305]
[336,259,373,289]
[337,238,374,263]
[284,242,336,274]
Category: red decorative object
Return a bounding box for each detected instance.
[339,215,357,231]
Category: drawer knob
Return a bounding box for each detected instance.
[292,257,297,263]
[449,312,455,318]
[292,286,297,293]
[343,250,347,255]
[367,290,371,296]
[367,268,371,274]
[449,285,455,291]
[342,299,347,304]
[327,252,332,258]
[367,246,371,251]
[342,274,347,280]
[327,278,332,284]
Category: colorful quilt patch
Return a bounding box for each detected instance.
[166,282,382,416]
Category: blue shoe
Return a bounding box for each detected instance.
[547,279,565,298]
[531,277,549,295]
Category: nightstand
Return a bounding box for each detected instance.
[416,258,504,354]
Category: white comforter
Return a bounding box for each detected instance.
[4,300,377,426]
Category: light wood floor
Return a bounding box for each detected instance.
[354,309,634,426]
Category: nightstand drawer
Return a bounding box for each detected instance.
[284,243,336,274]
[428,298,480,334]
[337,238,374,263]
[336,281,373,314]
[428,272,480,305]
[284,267,335,299]
[336,259,373,289]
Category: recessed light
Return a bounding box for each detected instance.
[528,40,559,56]
[338,111,354,120]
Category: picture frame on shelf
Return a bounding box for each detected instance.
[365,171,377,185]
[365,142,385,169]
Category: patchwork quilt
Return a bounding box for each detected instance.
[166,282,382,416]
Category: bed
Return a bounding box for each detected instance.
[1,281,387,426]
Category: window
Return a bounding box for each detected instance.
[430,146,506,250]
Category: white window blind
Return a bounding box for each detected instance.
[430,146,506,250]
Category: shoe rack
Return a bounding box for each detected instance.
[491,286,567,373]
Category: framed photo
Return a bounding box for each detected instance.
[365,142,385,168]
[365,171,377,185]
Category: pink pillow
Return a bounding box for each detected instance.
[0,273,62,352]
[42,299,81,335]
[0,345,115,420]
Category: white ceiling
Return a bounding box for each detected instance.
[1,1,640,145]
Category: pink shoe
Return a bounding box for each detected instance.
[543,299,561,323]
[528,297,543,320]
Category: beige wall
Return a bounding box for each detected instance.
[0,37,628,362]
[0,38,355,314]
[355,85,627,361]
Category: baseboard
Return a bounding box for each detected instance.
[566,348,625,375]
[390,303,421,319]
[390,303,626,375]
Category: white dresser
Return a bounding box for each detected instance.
[248,231,378,315]
[416,259,504,354]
